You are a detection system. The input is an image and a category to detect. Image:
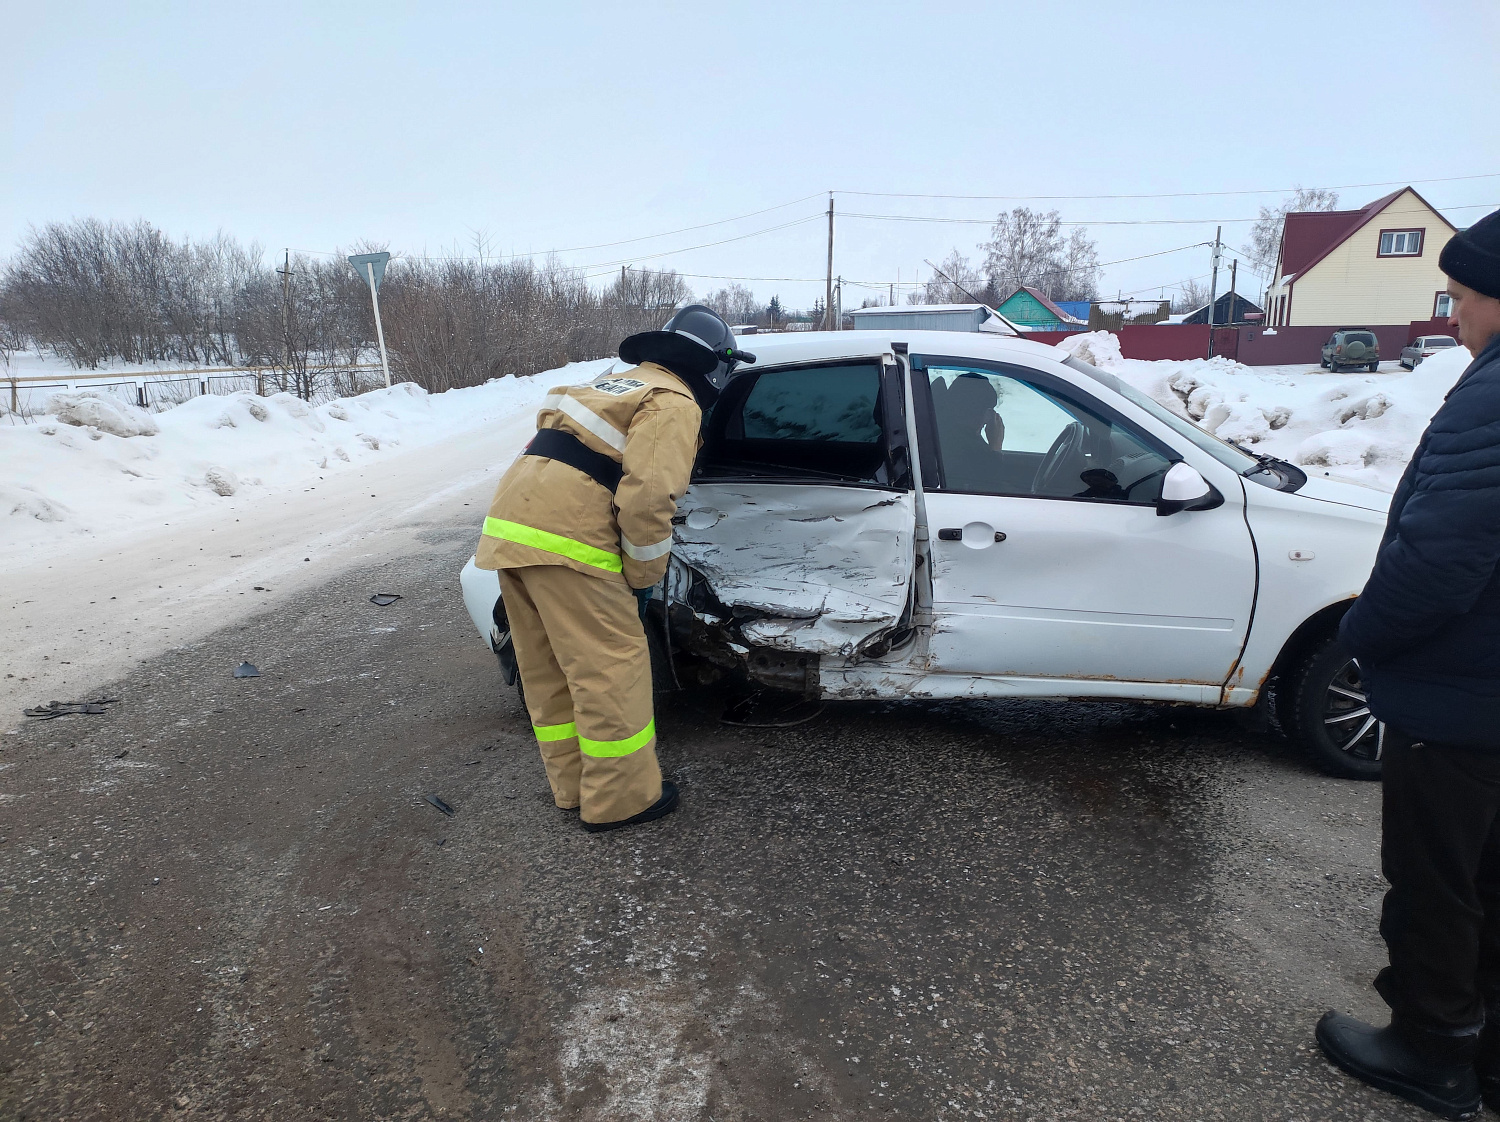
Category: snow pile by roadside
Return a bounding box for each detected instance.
[1058,331,1470,491]
[1,358,612,560]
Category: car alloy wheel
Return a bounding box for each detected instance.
[1279,633,1384,779]
[1322,657,1386,763]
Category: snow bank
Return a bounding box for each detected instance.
[47,390,162,437]
[1,359,612,561]
[1061,332,1472,491]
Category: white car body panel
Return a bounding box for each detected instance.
[460,556,501,647]
[673,483,915,657]
[457,329,1391,711]
[922,486,1255,683]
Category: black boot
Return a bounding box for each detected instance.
[1476,1025,1500,1111]
[1316,1011,1480,1119]
[581,781,680,834]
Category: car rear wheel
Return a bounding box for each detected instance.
[1320,357,1331,368]
[1278,634,1385,779]
[1369,361,1380,372]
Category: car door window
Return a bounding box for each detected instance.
[923,362,1174,504]
[697,362,893,484]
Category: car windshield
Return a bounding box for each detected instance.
[1062,356,1261,473]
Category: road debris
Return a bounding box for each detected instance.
[114,748,130,759]
[369,593,402,606]
[233,662,260,678]
[424,794,455,817]
[23,698,121,720]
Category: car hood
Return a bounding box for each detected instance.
[1285,473,1393,514]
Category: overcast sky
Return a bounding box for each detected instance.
[5,0,1498,312]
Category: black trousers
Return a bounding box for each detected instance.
[1378,737,1500,1035]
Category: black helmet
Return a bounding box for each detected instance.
[619,304,755,407]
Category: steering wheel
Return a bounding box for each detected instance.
[1033,422,1086,494]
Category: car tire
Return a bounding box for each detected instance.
[1320,357,1330,369]
[1278,633,1385,779]
[1369,361,1380,373]
[1400,360,1411,370]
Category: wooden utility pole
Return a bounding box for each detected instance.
[275,249,293,397]
[825,194,835,331]
[1227,259,1238,325]
[1206,226,1222,357]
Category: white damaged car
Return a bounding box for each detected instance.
[463,330,1393,778]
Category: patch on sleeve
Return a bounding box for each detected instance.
[592,377,647,396]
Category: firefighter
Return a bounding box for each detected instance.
[475,306,753,832]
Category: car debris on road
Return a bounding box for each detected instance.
[23,698,121,720]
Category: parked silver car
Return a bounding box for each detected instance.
[1399,334,1458,370]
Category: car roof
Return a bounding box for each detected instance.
[730,329,1069,368]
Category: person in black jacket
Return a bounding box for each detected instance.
[1316,207,1500,1120]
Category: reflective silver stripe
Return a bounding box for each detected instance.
[543,390,627,453]
[674,328,710,349]
[620,533,673,562]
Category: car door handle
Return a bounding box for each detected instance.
[937,528,1006,542]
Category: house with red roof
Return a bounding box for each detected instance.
[1265,187,1458,328]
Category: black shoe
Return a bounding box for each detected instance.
[1316,1011,1480,1119]
[1476,1025,1500,1111]
[581,781,680,834]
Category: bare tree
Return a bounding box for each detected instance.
[981,208,1098,301]
[1170,277,1212,314]
[1244,186,1341,275]
[910,250,988,304]
[704,283,761,325]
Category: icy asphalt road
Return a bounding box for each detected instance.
[1,528,1420,1121]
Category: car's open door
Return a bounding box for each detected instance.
[672,355,917,658]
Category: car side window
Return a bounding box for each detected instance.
[923,362,1173,504]
[697,363,892,484]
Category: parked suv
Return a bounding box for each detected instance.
[462,331,1394,779]
[1399,334,1459,370]
[1321,329,1380,372]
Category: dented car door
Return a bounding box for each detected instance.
[672,358,918,658]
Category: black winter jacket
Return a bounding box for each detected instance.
[1340,334,1500,749]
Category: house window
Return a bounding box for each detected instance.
[1379,229,1424,257]
[1435,291,1453,317]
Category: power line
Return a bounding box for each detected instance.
[578,213,826,275]
[829,172,1500,202]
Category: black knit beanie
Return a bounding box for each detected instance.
[1439,207,1500,300]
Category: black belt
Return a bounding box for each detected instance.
[524,427,623,493]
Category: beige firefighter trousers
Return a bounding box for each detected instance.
[498,564,662,824]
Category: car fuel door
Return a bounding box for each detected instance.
[672,357,917,658]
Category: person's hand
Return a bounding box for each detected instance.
[984,410,1005,451]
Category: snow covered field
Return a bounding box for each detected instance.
[2,359,611,567]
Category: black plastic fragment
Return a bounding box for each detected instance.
[369,593,402,606]
[425,794,455,817]
[24,698,121,720]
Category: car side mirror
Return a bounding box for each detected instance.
[1156,462,1224,517]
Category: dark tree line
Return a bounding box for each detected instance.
[0,219,730,396]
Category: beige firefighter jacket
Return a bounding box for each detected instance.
[476,361,702,589]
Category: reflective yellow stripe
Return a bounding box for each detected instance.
[534,721,577,742]
[578,719,656,758]
[482,517,623,574]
